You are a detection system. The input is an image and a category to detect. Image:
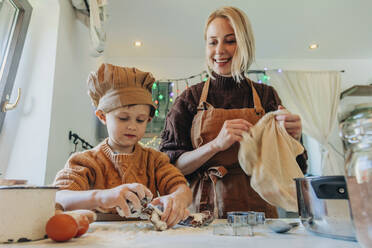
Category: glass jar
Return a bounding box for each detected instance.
[340,107,372,248]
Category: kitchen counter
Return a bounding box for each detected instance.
[3,219,360,248]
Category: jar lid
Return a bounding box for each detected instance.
[340,107,372,146]
[340,85,372,99]
[338,85,372,122]
[346,104,372,121]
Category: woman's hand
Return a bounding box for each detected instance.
[275,105,302,141]
[96,183,153,217]
[150,184,191,228]
[211,119,253,152]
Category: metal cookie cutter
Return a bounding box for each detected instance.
[213,211,265,236]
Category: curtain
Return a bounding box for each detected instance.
[267,70,341,175]
[70,0,107,56]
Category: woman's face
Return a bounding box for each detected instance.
[206,17,237,77]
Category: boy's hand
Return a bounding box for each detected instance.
[150,184,191,228]
[96,183,153,217]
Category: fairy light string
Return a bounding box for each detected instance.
[143,68,344,148]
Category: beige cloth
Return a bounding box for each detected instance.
[238,109,304,212]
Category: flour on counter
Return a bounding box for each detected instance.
[9,221,215,248]
[89,221,213,235]
[76,221,215,247]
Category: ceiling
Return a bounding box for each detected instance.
[104,0,372,59]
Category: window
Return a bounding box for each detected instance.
[145,81,174,135]
[0,0,32,132]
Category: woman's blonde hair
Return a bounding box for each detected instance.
[204,6,255,82]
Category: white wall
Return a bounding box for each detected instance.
[44,0,102,184]
[0,0,102,185]
[253,59,372,90]
[105,57,204,82]
[0,0,59,184]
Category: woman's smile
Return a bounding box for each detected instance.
[214,57,232,67]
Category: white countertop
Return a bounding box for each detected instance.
[3,219,360,248]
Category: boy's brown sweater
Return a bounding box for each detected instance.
[54,139,187,197]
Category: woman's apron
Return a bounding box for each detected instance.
[189,78,278,218]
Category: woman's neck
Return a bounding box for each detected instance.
[210,71,245,89]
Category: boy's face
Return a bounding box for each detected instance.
[96,105,151,153]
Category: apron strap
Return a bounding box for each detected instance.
[197,78,210,110]
[197,77,265,115]
[248,79,265,116]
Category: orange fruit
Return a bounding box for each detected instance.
[45,214,78,242]
[63,211,91,237]
[75,215,90,237]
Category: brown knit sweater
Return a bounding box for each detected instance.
[160,73,308,174]
[54,139,187,196]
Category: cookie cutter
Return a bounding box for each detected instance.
[213,211,265,236]
[227,211,265,226]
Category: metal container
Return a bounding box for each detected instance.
[0,185,58,243]
[339,93,372,248]
[294,176,356,241]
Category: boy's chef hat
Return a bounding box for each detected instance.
[87,63,156,116]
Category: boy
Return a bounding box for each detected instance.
[54,63,192,228]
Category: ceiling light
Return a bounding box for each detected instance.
[134,41,143,47]
[309,43,319,49]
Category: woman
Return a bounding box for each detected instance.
[160,6,307,218]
